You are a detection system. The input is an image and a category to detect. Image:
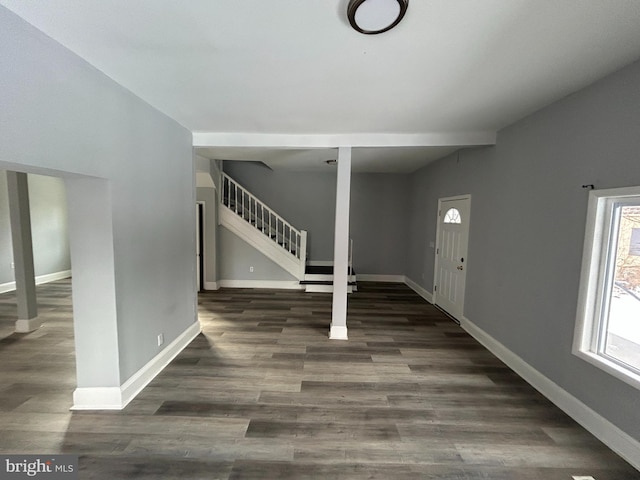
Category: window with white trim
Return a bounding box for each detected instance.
[574,187,640,390]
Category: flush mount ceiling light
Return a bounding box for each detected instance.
[348,0,409,35]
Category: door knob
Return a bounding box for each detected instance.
[457,266,463,271]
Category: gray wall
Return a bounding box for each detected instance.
[0,172,11,285]
[223,162,410,275]
[351,173,410,275]
[0,172,71,287]
[0,7,195,385]
[28,173,71,280]
[407,58,640,442]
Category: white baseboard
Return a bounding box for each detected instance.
[404,276,433,303]
[71,321,201,410]
[72,387,123,410]
[203,281,219,290]
[0,269,72,294]
[460,315,640,471]
[329,325,348,340]
[217,280,303,290]
[15,317,43,333]
[357,274,405,282]
[36,269,72,285]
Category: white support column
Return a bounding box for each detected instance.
[7,171,40,332]
[330,147,352,340]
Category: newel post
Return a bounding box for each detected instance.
[299,230,308,280]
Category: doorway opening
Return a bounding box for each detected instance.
[0,170,76,412]
[196,202,204,291]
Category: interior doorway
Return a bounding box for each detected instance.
[196,202,204,291]
[0,170,76,412]
[1,166,123,409]
[433,195,471,321]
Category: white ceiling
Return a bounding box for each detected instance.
[3,0,640,172]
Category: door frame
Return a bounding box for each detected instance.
[196,201,205,292]
[432,194,471,321]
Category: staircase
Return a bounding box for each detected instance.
[220,172,307,280]
[220,172,357,292]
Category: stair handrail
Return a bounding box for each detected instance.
[220,172,306,262]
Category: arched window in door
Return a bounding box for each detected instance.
[443,208,461,224]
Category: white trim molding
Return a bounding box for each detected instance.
[203,281,219,290]
[217,280,303,290]
[71,387,122,411]
[0,269,72,294]
[15,317,43,333]
[573,186,640,392]
[71,321,201,410]
[329,325,348,340]
[460,315,640,471]
[404,276,433,303]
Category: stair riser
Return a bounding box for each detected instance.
[304,274,357,282]
[304,285,354,293]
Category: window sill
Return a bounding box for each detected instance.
[573,348,640,391]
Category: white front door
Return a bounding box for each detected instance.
[433,195,471,320]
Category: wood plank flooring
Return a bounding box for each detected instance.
[0,279,638,479]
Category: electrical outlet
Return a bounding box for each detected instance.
[10,262,15,270]
[572,476,595,480]
[249,266,254,273]
[157,333,164,346]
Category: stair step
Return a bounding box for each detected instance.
[303,282,356,293]
[302,264,357,292]
[305,265,355,275]
[300,280,357,286]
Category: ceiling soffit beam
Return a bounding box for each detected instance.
[192,132,496,148]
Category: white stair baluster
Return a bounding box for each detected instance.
[234,181,238,214]
[219,172,308,280]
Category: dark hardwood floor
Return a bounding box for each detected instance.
[0,279,638,479]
